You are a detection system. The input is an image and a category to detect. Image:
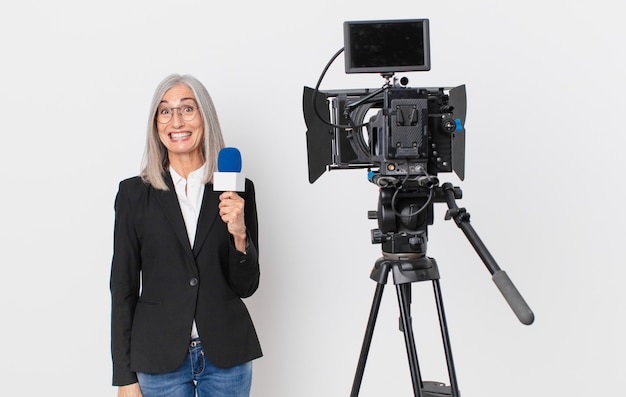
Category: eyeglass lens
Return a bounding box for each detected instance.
[157,101,197,123]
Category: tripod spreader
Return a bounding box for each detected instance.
[441,183,535,325]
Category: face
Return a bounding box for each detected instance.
[156,83,204,161]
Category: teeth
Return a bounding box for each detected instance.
[170,132,191,139]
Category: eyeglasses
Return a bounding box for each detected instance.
[156,102,198,124]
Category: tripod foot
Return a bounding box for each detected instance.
[422,381,454,397]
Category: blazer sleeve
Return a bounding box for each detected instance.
[225,178,260,298]
[109,180,141,386]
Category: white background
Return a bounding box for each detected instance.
[1,1,624,396]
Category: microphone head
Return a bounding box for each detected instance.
[217,147,242,172]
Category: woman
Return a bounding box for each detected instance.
[110,74,262,397]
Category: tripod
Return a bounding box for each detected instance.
[350,181,534,397]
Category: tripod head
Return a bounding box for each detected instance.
[368,173,534,325]
[368,173,461,258]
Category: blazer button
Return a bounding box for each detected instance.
[189,278,199,287]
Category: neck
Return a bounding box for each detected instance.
[168,152,204,180]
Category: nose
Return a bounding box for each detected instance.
[170,110,185,127]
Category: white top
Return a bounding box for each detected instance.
[170,165,206,339]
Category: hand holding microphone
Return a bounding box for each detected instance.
[218,191,246,244]
[215,147,247,251]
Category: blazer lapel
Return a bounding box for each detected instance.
[193,183,220,257]
[154,172,196,262]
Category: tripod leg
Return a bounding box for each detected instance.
[351,281,386,397]
[432,280,460,397]
[397,283,424,397]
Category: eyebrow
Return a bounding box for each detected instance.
[159,97,198,105]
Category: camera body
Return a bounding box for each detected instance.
[304,19,466,184]
[304,83,466,184]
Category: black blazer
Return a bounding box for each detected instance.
[110,173,262,386]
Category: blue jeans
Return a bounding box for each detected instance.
[137,339,252,397]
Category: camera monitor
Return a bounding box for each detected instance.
[344,19,431,74]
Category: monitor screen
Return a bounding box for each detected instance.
[344,19,431,74]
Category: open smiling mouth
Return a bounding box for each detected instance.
[169,132,192,140]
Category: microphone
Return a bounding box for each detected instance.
[213,147,245,192]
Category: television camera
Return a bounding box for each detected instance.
[302,19,533,397]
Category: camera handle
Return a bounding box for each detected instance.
[440,183,535,325]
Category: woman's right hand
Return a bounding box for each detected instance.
[118,383,142,397]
